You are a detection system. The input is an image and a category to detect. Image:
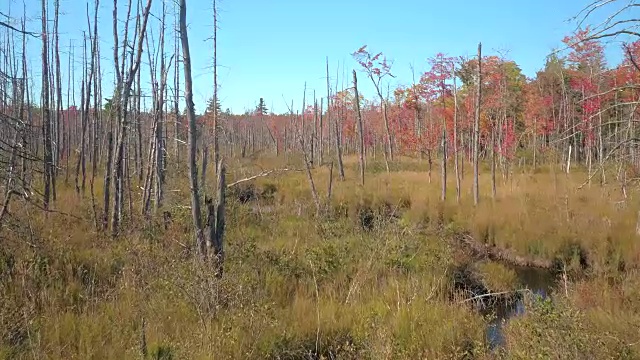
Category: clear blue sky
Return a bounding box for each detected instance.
[4,0,624,114]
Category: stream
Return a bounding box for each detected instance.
[483,266,557,350]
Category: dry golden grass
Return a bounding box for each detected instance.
[1,156,639,359]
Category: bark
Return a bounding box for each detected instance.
[65,40,72,184]
[173,17,181,162]
[0,130,20,227]
[491,123,497,199]
[205,160,225,277]
[41,0,53,210]
[453,69,461,203]
[319,98,324,165]
[74,36,87,196]
[353,70,365,186]
[154,4,167,211]
[111,0,153,235]
[441,79,447,202]
[202,145,208,195]
[53,0,62,183]
[212,0,219,170]
[213,160,225,276]
[89,0,101,230]
[103,131,113,229]
[299,133,321,216]
[327,57,344,180]
[473,43,482,206]
[180,0,205,255]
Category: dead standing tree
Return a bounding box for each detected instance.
[327,57,345,181]
[110,0,153,235]
[353,46,394,173]
[473,43,482,206]
[352,70,365,186]
[41,0,55,210]
[180,0,206,255]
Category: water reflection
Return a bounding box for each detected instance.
[484,266,556,350]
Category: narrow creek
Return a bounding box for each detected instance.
[482,266,557,349]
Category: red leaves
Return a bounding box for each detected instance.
[563,28,605,70]
[352,45,393,83]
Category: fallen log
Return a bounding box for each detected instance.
[455,231,554,270]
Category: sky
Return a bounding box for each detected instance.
[2,0,629,114]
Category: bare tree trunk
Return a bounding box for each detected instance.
[353,70,365,186]
[453,69,460,203]
[132,65,141,184]
[41,0,54,210]
[312,97,317,166]
[212,0,219,171]
[111,0,153,235]
[213,160,225,276]
[441,82,447,202]
[491,122,497,199]
[473,43,482,206]
[382,100,392,172]
[319,98,324,165]
[89,0,101,230]
[202,145,208,194]
[299,132,321,215]
[533,116,537,170]
[65,40,73,185]
[173,11,181,164]
[75,36,87,196]
[0,130,20,227]
[326,161,333,211]
[53,0,62,183]
[103,130,113,229]
[327,57,344,180]
[180,0,205,255]
[154,3,167,211]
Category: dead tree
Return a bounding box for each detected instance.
[319,98,324,165]
[473,43,482,206]
[453,66,461,203]
[353,70,365,186]
[155,3,169,211]
[299,129,321,216]
[40,0,54,210]
[110,0,153,235]
[180,0,205,255]
[173,9,181,163]
[53,0,62,181]
[75,35,88,196]
[206,160,225,277]
[352,47,393,172]
[88,0,101,230]
[212,0,219,170]
[440,63,448,202]
[327,57,344,180]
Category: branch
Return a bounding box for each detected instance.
[626,43,640,71]
[458,289,532,304]
[226,168,303,188]
[0,21,39,38]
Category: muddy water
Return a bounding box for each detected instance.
[484,266,557,349]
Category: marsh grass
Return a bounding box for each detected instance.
[1,157,639,358]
